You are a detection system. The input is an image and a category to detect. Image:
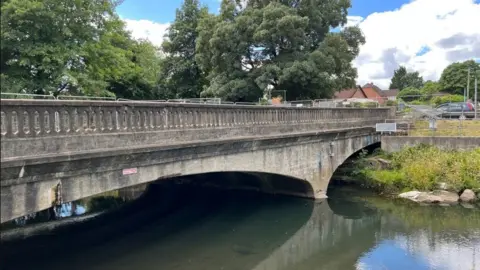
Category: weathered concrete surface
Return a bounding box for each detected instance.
[381,136,480,153]
[1,120,383,159]
[0,99,393,158]
[1,128,380,223]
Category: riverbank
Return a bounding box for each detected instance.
[339,145,480,205]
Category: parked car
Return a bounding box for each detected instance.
[435,102,475,118]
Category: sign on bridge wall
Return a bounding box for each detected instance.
[376,123,397,133]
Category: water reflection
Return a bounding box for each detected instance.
[1,185,147,231]
[1,184,479,270]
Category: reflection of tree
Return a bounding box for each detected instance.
[364,196,480,233]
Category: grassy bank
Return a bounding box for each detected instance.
[409,120,480,137]
[352,145,480,193]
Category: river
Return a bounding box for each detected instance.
[1,182,479,270]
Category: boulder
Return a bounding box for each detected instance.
[398,190,459,204]
[365,157,392,170]
[398,191,422,201]
[460,189,477,203]
[429,190,459,204]
[416,193,443,203]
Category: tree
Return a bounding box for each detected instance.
[196,0,364,102]
[397,87,422,102]
[0,0,116,94]
[1,0,163,99]
[389,66,424,90]
[439,60,480,95]
[161,0,208,99]
[81,16,164,99]
[420,80,441,95]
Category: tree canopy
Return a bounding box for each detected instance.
[420,80,441,96]
[389,66,424,90]
[160,0,208,99]
[195,0,365,102]
[1,0,162,98]
[439,60,480,95]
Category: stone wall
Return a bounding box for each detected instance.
[381,136,480,153]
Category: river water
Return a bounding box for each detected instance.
[1,184,479,270]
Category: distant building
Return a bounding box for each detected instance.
[379,89,400,101]
[335,84,386,104]
[335,83,401,104]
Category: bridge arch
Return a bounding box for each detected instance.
[1,128,381,223]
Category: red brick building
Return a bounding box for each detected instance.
[335,83,398,104]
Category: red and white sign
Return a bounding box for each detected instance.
[122,168,138,175]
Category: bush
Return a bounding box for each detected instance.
[386,100,397,106]
[397,87,422,102]
[356,145,480,192]
[431,94,464,106]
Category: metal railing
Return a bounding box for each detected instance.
[0,93,395,108]
[382,118,480,137]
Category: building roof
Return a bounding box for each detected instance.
[334,87,361,99]
[362,83,383,93]
[379,89,399,97]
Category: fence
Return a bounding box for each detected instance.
[382,118,480,137]
[1,93,394,108]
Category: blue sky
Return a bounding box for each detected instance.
[118,0,480,89]
[117,0,410,23]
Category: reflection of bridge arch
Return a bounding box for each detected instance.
[252,200,380,270]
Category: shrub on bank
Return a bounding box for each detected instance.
[431,94,464,106]
[355,145,480,193]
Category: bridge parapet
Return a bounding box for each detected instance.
[1,100,393,139]
[0,100,393,159]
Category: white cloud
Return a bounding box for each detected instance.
[123,19,170,47]
[353,0,480,89]
[345,16,364,28]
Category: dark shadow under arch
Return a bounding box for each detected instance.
[327,141,381,196]
[1,175,316,270]
[162,171,316,199]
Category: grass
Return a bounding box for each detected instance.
[409,119,480,137]
[353,145,480,193]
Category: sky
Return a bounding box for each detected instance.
[117,0,480,89]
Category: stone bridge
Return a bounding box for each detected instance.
[0,100,394,223]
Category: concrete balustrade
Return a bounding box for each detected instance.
[0,100,393,139]
[0,99,393,223]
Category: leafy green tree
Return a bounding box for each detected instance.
[1,0,163,99]
[0,0,116,94]
[196,0,364,102]
[161,0,208,99]
[439,60,480,95]
[420,80,441,95]
[397,87,422,102]
[389,66,424,90]
[106,39,164,100]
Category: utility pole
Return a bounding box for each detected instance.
[475,74,478,119]
[467,67,470,100]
